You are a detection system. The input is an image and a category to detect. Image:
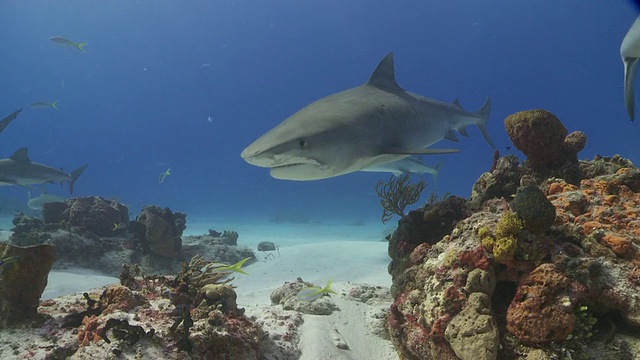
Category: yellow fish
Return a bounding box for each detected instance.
[159,167,171,183]
[50,36,87,53]
[296,278,337,302]
[30,101,59,110]
[210,257,251,275]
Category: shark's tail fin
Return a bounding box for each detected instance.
[69,164,88,194]
[475,97,495,149]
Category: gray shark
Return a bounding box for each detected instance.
[27,191,66,210]
[0,148,88,194]
[621,15,640,121]
[241,53,494,180]
[360,156,441,183]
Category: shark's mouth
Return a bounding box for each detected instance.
[271,157,323,169]
[271,162,314,169]
[269,161,330,180]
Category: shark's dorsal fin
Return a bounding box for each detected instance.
[367,53,403,91]
[10,148,31,163]
[453,99,463,109]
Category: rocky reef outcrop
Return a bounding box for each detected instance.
[387,109,640,359]
[6,199,254,277]
[43,196,130,237]
[0,243,56,326]
[130,205,186,258]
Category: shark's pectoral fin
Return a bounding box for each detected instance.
[624,56,639,121]
[0,178,35,190]
[381,147,460,156]
[0,178,19,186]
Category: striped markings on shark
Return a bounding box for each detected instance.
[241,53,494,180]
[0,148,88,194]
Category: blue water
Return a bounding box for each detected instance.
[0,1,638,226]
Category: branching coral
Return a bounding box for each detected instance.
[184,255,235,289]
[375,173,427,223]
[170,255,235,307]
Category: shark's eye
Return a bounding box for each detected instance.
[298,139,307,148]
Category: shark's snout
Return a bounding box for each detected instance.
[240,146,271,168]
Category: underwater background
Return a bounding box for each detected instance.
[0,0,639,227]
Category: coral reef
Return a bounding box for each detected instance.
[386,109,640,359]
[43,196,130,237]
[504,109,568,169]
[511,184,556,233]
[445,292,498,360]
[7,204,255,279]
[130,205,186,258]
[0,243,56,325]
[506,263,586,344]
[387,196,471,296]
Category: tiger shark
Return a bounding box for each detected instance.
[241,53,495,180]
[0,148,88,194]
[622,15,640,121]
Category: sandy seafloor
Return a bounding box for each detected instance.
[0,214,399,360]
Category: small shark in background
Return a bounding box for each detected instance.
[27,191,66,211]
[0,109,22,135]
[0,148,88,194]
[241,53,494,180]
[621,15,640,121]
[360,157,442,184]
[49,36,87,53]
